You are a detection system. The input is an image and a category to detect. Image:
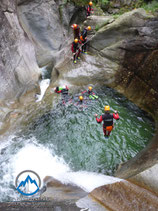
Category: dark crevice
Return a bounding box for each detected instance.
[3,10,14,13]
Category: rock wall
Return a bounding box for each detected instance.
[89,8,158,118]
[89,180,158,211]
[0,0,40,101]
[17,0,86,66]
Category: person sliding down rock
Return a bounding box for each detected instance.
[86,1,93,17]
[71,24,80,39]
[80,26,91,54]
[82,86,98,100]
[71,39,81,64]
[95,105,119,138]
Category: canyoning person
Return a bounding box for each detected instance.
[73,95,88,109]
[71,38,81,64]
[54,85,69,95]
[54,85,72,105]
[71,24,80,39]
[79,95,83,103]
[95,105,119,138]
[80,26,91,54]
[86,1,93,17]
[82,86,98,100]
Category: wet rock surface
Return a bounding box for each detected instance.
[90,180,158,211]
[0,0,40,101]
[42,176,87,202]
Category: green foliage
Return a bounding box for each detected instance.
[112,14,122,19]
[100,0,109,5]
[142,0,158,13]
[95,24,100,31]
[69,0,89,6]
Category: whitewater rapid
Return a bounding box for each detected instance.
[0,136,122,201]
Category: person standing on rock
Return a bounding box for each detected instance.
[87,1,93,17]
[95,105,119,138]
[71,24,80,39]
[71,38,81,64]
[80,26,91,54]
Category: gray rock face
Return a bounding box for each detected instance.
[90,9,158,117]
[0,0,40,101]
[17,0,86,66]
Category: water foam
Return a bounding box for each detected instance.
[36,79,50,102]
[0,136,122,201]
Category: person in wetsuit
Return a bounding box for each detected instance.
[71,24,80,39]
[80,26,91,54]
[54,85,71,105]
[95,105,119,138]
[54,85,69,95]
[86,1,93,17]
[82,86,98,99]
[71,38,81,64]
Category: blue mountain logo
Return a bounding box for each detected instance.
[16,175,39,196]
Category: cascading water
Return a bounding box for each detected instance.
[0,86,155,202]
[36,66,51,102]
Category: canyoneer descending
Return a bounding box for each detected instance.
[82,86,98,99]
[71,24,80,39]
[71,38,81,64]
[86,1,93,17]
[95,105,119,138]
[80,26,91,54]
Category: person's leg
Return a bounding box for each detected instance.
[77,49,81,59]
[84,43,87,53]
[73,52,77,63]
[81,44,84,52]
[87,12,90,17]
[103,125,112,138]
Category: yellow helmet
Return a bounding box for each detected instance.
[88,86,92,91]
[73,24,77,29]
[87,26,91,31]
[79,96,83,101]
[74,38,78,43]
[104,105,110,111]
[89,1,93,6]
